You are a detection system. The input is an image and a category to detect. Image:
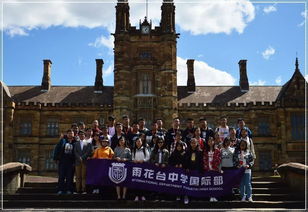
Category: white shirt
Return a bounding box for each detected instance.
[85,137,92,144]
[108,126,115,137]
[217,126,229,141]
[132,147,150,162]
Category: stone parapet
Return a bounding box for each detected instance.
[1,162,32,194]
[277,162,307,193]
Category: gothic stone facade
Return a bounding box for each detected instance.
[1,0,306,175]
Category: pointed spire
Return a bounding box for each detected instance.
[295,57,299,71]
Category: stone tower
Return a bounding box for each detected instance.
[113,0,179,125]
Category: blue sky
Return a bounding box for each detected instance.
[1,0,307,87]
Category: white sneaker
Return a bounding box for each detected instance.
[210,197,218,202]
[184,195,189,204]
[248,197,253,202]
[141,196,146,201]
[134,196,139,202]
[82,191,87,194]
[176,196,181,201]
[241,196,246,201]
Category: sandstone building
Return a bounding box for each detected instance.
[1,0,306,175]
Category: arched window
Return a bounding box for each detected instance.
[139,73,152,94]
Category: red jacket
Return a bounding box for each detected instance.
[203,148,221,172]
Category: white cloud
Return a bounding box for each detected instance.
[3,2,115,36]
[263,5,277,14]
[88,35,114,50]
[3,0,255,36]
[275,76,282,85]
[177,56,236,86]
[176,0,255,35]
[305,75,308,82]
[250,80,266,85]
[104,63,113,77]
[262,46,275,60]
[298,10,306,27]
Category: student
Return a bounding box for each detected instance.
[92,120,102,134]
[240,128,256,159]
[233,139,254,202]
[220,137,235,172]
[169,130,187,154]
[183,138,203,204]
[111,123,125,150]
[150,137,169,202]
[131,137,150,201]
[150,137,169,168]
[229,127,240,148]
[78,121,86,132]
[145,122,163,149]
[166,118,183,149]
[215,117,229,142]
[53,129,76,195]
[92,136,114,159]
[127,122,140,149]
[214,131,222,149]
[84,128,93,144]
[182,118,196,144]
[169,142,186,168]
[113,136,131,200]
[194,127,205,150]
[138,118,149,134]
[74,130,93,194]
[90,132,101,194]
[156,119,167,137]
[203,136,221,202]
[122,115,132,138]
[199,117,214,142]
[107,115,116,137]
[236,118,252,139]
[100,125,112,144]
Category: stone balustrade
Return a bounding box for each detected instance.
[1,162,32,194]
[277,162,307,193]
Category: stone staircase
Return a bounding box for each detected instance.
[3,176,305,210]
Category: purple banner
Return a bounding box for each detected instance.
[86,159,245,198]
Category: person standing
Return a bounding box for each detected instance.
[203,136,221,202]
[234,139,254,202]
[131,137,150,201]
[107,115,116,137]
[111,123,125,150]
[199,117,214,142]
[156,119,167,137]
[182,118,196,144]
[183,138,203,204]
[74,130,93,194]
[236,118,252,139]
[216,116,229,142]
[53,129,77,195]
[113,136,131,200]
[166,118,183,149]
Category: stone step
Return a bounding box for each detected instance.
[24,182,58,188]
[3,200,305,209]
[251,181,285,188]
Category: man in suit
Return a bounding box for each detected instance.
[74,130,93,194]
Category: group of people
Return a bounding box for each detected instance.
[53,115,255,204]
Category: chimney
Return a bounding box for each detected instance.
[94,59,104,93]
[41,59,52,92]
[239,60,249,92]
[187,59,196,92]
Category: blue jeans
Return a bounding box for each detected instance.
[240,172,252,199]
